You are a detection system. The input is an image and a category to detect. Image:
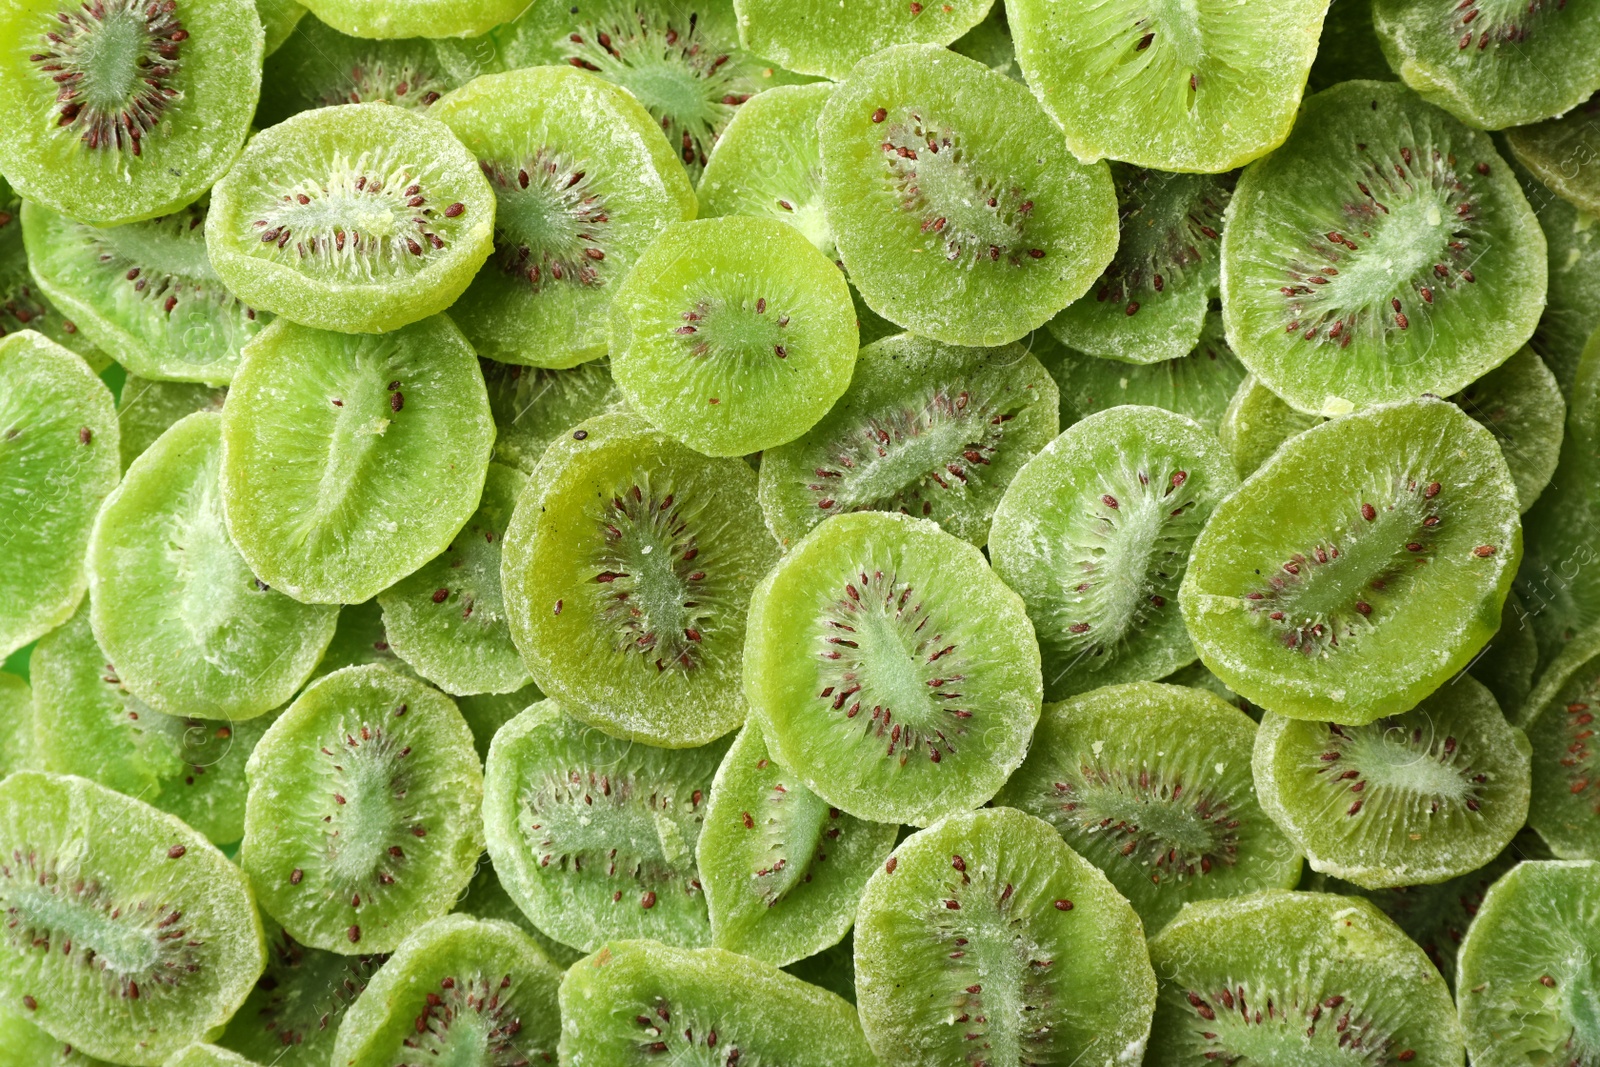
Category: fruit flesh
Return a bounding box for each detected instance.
[734,0,995,80]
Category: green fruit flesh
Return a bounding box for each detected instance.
[1469,589,1539,718]
[0,673,34,779]
[0,183,101,365]
[1451,346,1564,513]
[1308,0,1394,92]
[1521,623,1600,858]
[297,0,522,41]
[257,15,460,126]
[736,0,994,80]
[1513,157,1600,395]
[0,1004,115,1065]
[116,376,226,471]
[1506,92,1600,218]
[482,358,627,475]
[454,856,585,967]
[1217,374,1322,478]
[455,683,543,761]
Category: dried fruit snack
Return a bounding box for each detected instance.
[163,1045,259,1066]
[0,673,34,779]
[116,377,227,470]
[256,15,463,126]
[1518,622,1600,857]
[0,1004,115,1065]
[298,0,522,39]
[481,359,627,475]
[0,179,101,365]
[734,0,995,80]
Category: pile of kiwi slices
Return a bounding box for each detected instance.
[6,0,1600,1061]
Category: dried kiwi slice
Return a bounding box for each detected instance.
[735,0,994,80]
[298,0,521,38]
[0,673,34,779]
[855,807,1157,1067]
[455,854,585,967]
[1308,0,1394,92]
[989,405,1240,700]
[256,0,304,53]
[116,376,226,470]
[163,1045,258,1066]
[1520,623,1600,857]
[1505,93,1600,218]
[239,665,485,954]
[257,15,461,126]
[1453,346,1565,512]
[310,600,417,683]
[0,771,265,1066]
[819,44,1117,347]
[1514,154,1600,394]
[455,683,543,761]
[993,682,1302,932]
[501,412,778,747]
[0,179,100,365]
[1470,589,1540,718]
[757,333,1059,550]
[744,511,1042,826]
[220,315,494,605]
[1217,373,1322,479]
[0,1004,113,1065]
[483,358,627,475]
[205,103,495,335]
[482,700,728,952]
[1180,398,1522,725]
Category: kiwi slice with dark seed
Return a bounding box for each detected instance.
[1518,622,1600,857]
[482,358,628,475]
[116,376,226,471]
[256,14,462,127]
[1505,92,1600,218]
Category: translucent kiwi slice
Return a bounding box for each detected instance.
[989,405,1240,700]
[735,0,993,80]
[819,44,1117,347]
[1217,374,1322,478]
[0,771,265,1066]
[855,806,1156,1067]
[501,412,778,747]
[1180,398,1522,724]
[239,664,485,954]
[117,376,226,470]
[1146,891,1464,1067]
[298,0,521,39]
[483,358,627,475]
[0,1004,114,1066]
[0,0,261,226]
[0,180,100,366]
[558,940,876,1067]
[745,511,1041,825]
[0,673,34,779]
[1223,81,1546,416]
[205,103,495,335]
[257,15,461,127]
[1009,0,1328,173]
[757,332,1058,550]
[0,330,119,659]
[482,700,728,952]
[1520,623,1600,857]
[697,725,898,966]
[220,315,494,605]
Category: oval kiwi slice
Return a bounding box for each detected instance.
[1180,398,1522,725]
[116,376,227,471]
[1519,622,1600,858]
[239,664,485,954]
[735,0,993,80]
[483,358,627,475]
[989,405,1240,700]
[220,315,495,605]
[0,771,266,1066]
[745,510,1042,826]
[205,103,495,335]
[855,806,1157,1067]
[257,14,462,126]
[1505,93,1600,218]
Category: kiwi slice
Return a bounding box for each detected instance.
[697,725,898,966]
[0,330,120,660]
[783,932,857,1003]
[501,412,778,747]
[745,511,1041,826]
[1164,660,1264,720]
[1468,588,1540,717]
[558,939,876,1067]
[1505,93,1600,218]
[1460,347,1567,512]
[239,664,485,954]
[0,771,265,1066]
[0,1004,113,1066]
[1217,373,1320,480]
[205,103,495,335]
[220,315,495,605]
[298,0,521,38]
[0,0,260,226]
[330,914,561,1067]
[455,683,543,761]
[1456,859,1600,1067]
[736,0,993,80]
[989,405,1240,700]
[0,672,35,779]
[1519,622,1600,857]
[757,332,1059,550]
[454,854,585,967]
[117,376,227,471]
[483,358,628,475]
[1146,890,1464,1066]
[855,806,1156,1066]
[256,0,305,53]
[1511,154,1600,395]
[257,15,462,127]
[1307,0,1395,92]
[482,700,729,952]
[819,44,1117,348]
[0,180,101,368]
[309,600,417,684]
[950,1,1021,80]
[1180,398,1522,724]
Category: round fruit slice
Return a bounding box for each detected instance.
[1520,622,1600,858]
[744,511,1042,826]
[0,178,102,366]
[501,412,778,747]
[220,315,494,605]
[0,771,265,1067]
[257,14,462,126]
[1146,891,1464,1067]
[1505,92,1600,218]
[994,682,1302,932]
[989,405,1240,700]
[482,700,728,953]
[205,103,494,335]
[433,65,696,370]
[1217,373,1321,478]
[0,330,119,659]
[1222,81,1546,416]
[819,44,1117,347]
[757,333,1059,550]
[482,358,626,475]
[239,665,485,954]
[0,0,261,226]
[116,376,227,471]
[1180,398,1522,725]
[735,0,993,80]
[855,807,1156,1067]
[1515,156,1600,395]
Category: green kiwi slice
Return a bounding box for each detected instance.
[1180,398,1522,724]
[1456,859,1600,1067]
[501,412,778,747]
[950,1,1020,80]
[989,405,1240,700]
[330,914,561,1067]
[1519,622,1600,857]
[483,358,628,475]
[1469,588,1540,717]
[0,0,261,227]
[1009,0,1327,173]
[1165,660,1265,720]
[256,0,305,53]
[220,315,495,605]
[309,599,417,683]
[205,103,495,335]
[697,725,898,966]
[558,939,877,1067]
[298,0,521,38]
[1217,373,1321,479]
[757,332,1059,550]
[745,511,1041,826]
[0,771,265,1066]
[455,854,585,967]
[1505,93,1600,218]
[239,664,485,954]
[0,330,119,660]
[0,180,101,367]
[609,216,858,457]
[735,0,994,80]
[0,673,34,779]
[1453,346,1565,512]
[1308,0,1395,92]
[855,806,1157,1067]
[455,683,543,761]
[117,376,226,471]
[783,932,857,1003]
[257,15,461,127]
[993,682,1302,932]
[1146,890,1464,1066]
[819,44,1117,348]
[0,1004,114,1065]
[1513,154,1600,395]
[482,700,728,952]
